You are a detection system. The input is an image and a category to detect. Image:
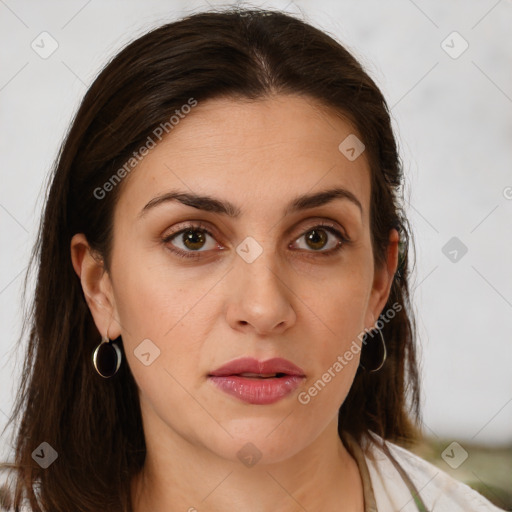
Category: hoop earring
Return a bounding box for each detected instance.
[92,335,122,378]
[359,328,387,372]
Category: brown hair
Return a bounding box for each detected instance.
[1,7,420,511]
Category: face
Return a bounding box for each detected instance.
[73,94,397,466]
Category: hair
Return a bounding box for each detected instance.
[0,7,420,512]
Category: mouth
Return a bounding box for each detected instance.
[230,372,289,379]
[208,357,305,378]
[208,357,306,405]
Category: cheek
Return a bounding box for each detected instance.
[294,260,372,398]
[294,301,365,422]
[111,242,218,337]
[109,247,223,391]
[114,267,216,435]
[299,257,373,338]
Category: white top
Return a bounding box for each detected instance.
[347,432,506,512]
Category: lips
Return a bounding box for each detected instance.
[208,357,305,378]
[208,357,305,405]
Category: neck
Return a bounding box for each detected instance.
[131,413,364,512]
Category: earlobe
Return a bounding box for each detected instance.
[366,228,400,328]
[70,233,122,339]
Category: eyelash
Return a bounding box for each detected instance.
[162,221,349,260]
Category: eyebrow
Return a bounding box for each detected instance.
[138,186,363,219]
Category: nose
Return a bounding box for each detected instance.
[225,250,297,336]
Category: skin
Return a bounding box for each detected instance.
[71,94,398,512]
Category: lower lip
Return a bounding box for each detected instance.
[208,375,305,404]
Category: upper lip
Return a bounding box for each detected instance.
[208,357,305,377]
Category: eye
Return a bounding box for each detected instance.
[290,223,347,255]
[162,221,348,260]
[162,223,221,259]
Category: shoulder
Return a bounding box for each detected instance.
[363,433,505,512]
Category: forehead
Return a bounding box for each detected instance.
[116,94,371,223]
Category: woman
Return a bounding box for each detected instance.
[0,7,504,512]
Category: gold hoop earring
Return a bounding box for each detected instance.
[92,335,122,378]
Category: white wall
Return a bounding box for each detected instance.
[1,0,511,462]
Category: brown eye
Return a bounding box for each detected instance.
[304,228,328,250]
[181,229,207,250]
[164,225,219,257]
[290,224,346,256]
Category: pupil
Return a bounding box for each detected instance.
[183,229,205,250]
[306,229,327,250]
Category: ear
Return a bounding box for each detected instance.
[70,233,122,339]
[365,228,399,329]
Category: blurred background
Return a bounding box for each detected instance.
[1,0,511,508]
